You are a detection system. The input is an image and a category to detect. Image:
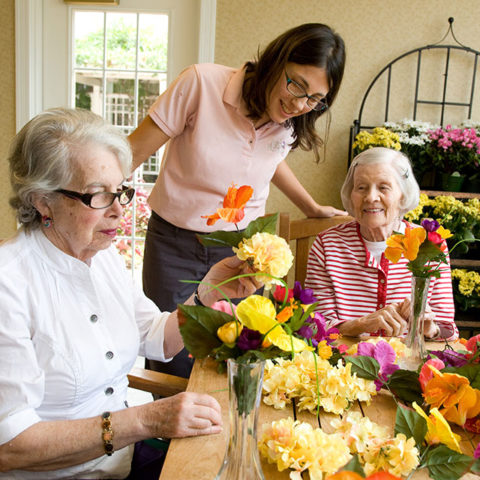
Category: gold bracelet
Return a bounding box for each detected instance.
[101,411,114,456]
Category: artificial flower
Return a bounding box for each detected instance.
[418,358,445,391]
[201,184,253,226]
[296,312,338,347]
[475,442,480,459]
[293,281,317,304]
[235,295,311,353]
[216,320,243,347]
[465,415,480,434]
[327,473,401,480]
[412,402,462,453]
[317,340,333,360]
[466,334,480,361]
[210,300,236,315]
[423,366,480,425]
[427,348,468,368]
[273,284,294,303]
[236,327,262,351]
[234,232,294,289]
[385,225,426,263]
[276,302,296,323]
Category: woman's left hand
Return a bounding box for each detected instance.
[199,256,262,306]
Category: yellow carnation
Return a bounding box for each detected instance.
[216,320,242,346]
[233,232,293,289]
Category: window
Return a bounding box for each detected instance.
[73,10,168,279]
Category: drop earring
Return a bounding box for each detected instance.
[42,215,52,228]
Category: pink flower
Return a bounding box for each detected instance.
[475,442,480,459]
[419,358,445,391]
[210,300,237,315]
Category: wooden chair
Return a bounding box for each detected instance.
[127,367,188,397]
[278,213,353,286]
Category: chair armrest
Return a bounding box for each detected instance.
[128,366,188,397]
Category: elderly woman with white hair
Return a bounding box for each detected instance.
[0,108,261,479]
[305,147,458,340]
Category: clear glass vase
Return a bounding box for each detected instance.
[400,276,430,370]
[214,358,266,480]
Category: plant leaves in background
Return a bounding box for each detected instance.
[345,356,380,381]
[424,445,473,480]
[196,213,279,248]
[394,404,427,448]
[442,365,480,389]
[178,304,232,358]
[340,454,365,476]
[387,369,424,404]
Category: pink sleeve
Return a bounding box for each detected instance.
[148,64,200,138]
[305,235,344,330]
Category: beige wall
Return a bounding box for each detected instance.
[215,0,480,219]
[1,1,479,239]
[0,0,15,238]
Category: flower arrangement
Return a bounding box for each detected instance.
[352,127,401,157]
[259,335,480,480]
[405,194,480,258]
[451,269,480,311]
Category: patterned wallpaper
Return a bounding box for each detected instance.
[215,0,480,219]
[0,0,15,238]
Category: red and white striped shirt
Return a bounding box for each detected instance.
[304,220,458,341]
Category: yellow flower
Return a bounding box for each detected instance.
[317,340,333,360]
[234,232,293,289]
[412,403,462,452]
[216,320,242,347]
[236,295,312,353]
[436,225,453,239]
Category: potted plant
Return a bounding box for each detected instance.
[451,268,480,312]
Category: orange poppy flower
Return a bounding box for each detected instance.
[326,472,401,480]
[385,226,426,263]
[424,365,480,426]
[202,184,253,226]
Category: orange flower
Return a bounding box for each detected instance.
[202,184,253,226]
[327,472,401,480]
[424,365,480,426]
[276,304,295,323]
[385,226,426,263]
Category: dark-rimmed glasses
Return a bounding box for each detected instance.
[55,185,135,209]
[285,71,328,112]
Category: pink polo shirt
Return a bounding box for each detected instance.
[147,63,294,232]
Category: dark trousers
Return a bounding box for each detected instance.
[142,212,234,378]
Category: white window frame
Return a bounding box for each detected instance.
[15,0,216,132]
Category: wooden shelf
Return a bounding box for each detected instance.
[421,190,480,199]
[451,259,480,268]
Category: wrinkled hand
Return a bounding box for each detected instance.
[199,256,262,306]
[140,392,222,439]
[398,298,439,338]
[339,304,408,337]
[307,203,348,218]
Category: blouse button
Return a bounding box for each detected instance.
[90,314,98,323]
[105,351,114,360]
[105,387,114,396]
[380,279,385,284]
[379,303,384,308]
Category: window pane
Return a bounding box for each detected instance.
[138,14,168,71]
[75,70,104,116]
[137,74,166,123]
[106,12,137,70]
[105,75,134,126]
[74,11,104,68]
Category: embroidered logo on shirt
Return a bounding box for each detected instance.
[269,140,286,154]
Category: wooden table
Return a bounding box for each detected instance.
[160,341,480,480]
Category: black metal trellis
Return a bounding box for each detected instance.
[349,18,480,165]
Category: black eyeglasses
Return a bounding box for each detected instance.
[285,71,328,112]
[55,185,135,209]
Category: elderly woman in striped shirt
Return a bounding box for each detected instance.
[305,147,458,341]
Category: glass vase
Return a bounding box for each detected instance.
[214,358,265,480]
[400,276,430,370]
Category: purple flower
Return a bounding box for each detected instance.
[421,218,440,232]
[427,350,468,367]
[357,341,399,390]
[296,312,338,347]
[237,327,262,352]
[293,281,317,304]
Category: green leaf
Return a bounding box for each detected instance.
[394,405,427,448]
[442,365,480,389]
[178,304,232,358]
[244,213,278,237]
[286,306,305,332]
[195,230,243,248]
[424,445,473,480]
[345,356,380,381]
[387,369,424,404]
[471,458,480,474]
[340,454,365,476]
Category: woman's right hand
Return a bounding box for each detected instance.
[338,304,408,337]
[139,392,222,439]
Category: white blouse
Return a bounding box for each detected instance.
[0,229,171,479]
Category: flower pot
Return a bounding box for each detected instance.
[399,276,430,370]
[214,358,265,480]
[440,173,466,192]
